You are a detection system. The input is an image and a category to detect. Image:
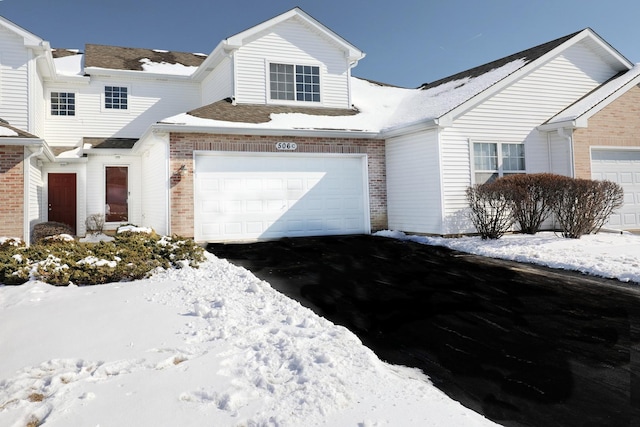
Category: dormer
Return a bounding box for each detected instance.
[194,8,365,110]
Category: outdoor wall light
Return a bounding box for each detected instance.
[178,164,187,175]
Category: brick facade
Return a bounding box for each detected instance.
[573,85,640,179]
[169,133,387,238]
[0,145,24,238]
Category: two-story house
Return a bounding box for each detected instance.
[1,8,640,243]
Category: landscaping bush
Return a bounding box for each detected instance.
[466,180,515,239]
[31,221,74,243]
[499,173,557,234]
[466,174,624,239]
[548,178,624,238]
[0,228,205,286]
[85,213,105,234]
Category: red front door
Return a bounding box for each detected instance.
[48,173,77,234]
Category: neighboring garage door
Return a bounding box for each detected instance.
[194,152,369,241]
[591,149,640,229]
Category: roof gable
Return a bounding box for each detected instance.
[224,8,364,64]
[0,15,43,47]
[545,65,640,127]
[421,28,633,126]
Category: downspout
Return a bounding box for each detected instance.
[23,147,44,245]
[557,127,575,178]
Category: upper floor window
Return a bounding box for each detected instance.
[472,142,525,184]
[105,86,128,110]
[269,63,320,102]
[51,92,75,116]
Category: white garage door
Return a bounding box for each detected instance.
[194,152,369,242]
[591,149,640,229]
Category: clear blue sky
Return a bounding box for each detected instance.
[2,0,638,88]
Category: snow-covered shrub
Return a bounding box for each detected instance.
[466,180,515,239]
[548,178,624,238]
[0,231,204,286]
[31,221,74,243]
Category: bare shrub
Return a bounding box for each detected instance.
[466,180,515,239]
[548,178,624,238]
[499,173,560,234]
[85,213,105,234]
[31,221,74,243]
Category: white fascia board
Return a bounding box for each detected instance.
[0,16,43,47]
[380,118,441,139]
[148,122,380,139]
[83,66,193,81]
[2,139,55,161]
[190,41,231,81]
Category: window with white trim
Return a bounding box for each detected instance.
[269,63,320,102]
[51,92,75,116]
[472,142,525,184]
[105,86,128,110]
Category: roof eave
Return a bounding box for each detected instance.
[84,66,193,81]
[149,121,380,139]
[1,138,55,161]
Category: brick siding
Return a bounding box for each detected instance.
[169,133,387,238]
[573,85,640,178]
[0,145,24,238]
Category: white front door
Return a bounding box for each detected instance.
[591,149,640,229]
[194,152,369,242]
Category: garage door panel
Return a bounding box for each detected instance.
[592,149,640,230]
[195,154,368,241]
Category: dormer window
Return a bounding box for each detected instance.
[269,63,320,102]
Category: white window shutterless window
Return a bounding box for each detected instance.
[51,92,76,116]
[269,63,320,102]
[472,142,525,184]
[104,86,128,110]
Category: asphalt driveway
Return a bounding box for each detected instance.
[207,234,640,427]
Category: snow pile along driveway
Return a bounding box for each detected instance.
[0,253,497,426]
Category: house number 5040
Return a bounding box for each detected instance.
[275,142,297,151]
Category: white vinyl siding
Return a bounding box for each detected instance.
[386,129,444,234]
[44,77,200,145]
[439,40,619,232]
[140,133,169,235]
[26,154,45,240]
[201,56,233,105]
[548,130,572,176]
[0,25,31,129]
[234,18,351,109]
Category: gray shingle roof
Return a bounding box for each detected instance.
[83,137,138,149]
[0,119,39,139]
[419,30,583,90]
[186,98,358,124]
[84,44,206,71]
[51,48,82,59]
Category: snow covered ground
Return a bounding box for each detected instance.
[2,230,638,426]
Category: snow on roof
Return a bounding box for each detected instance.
[53,53,84,76]
[139,58,198,76]
[548,64,640,124]
[161,59,526,133]
[0,126,18,137]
